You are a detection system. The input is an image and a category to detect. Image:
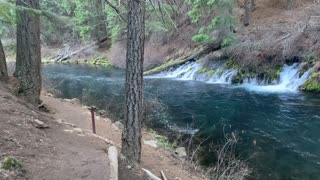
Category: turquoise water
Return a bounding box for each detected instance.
[43,64,320,180]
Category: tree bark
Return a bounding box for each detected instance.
[251,0,255,12]
[244,0,250,26]
[121,0,145,164]
[15,0,41,104]
[0,40,8,82]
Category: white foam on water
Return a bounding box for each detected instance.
[241,64,311,93]
[146,62,311,93]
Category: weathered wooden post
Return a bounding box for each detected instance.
[88,106,97,134]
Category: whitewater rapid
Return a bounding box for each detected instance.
[147,62,311,93]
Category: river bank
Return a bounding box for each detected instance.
[41,92,204,180]
[42,63,320,180]
[0,81,203,180]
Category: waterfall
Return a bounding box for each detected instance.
[242,64,311,92]
[150,62,311,92]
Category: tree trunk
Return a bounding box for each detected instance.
[121,0,145,164]
[244,0,250,26]
[251,0,255,12]
[15,0,41,104]
[94,0,111,49]
[0,40,8,82]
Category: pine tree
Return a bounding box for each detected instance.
[121,0,146,163]
[15,0,41,104]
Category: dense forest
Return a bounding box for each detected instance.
[0,0,320,180]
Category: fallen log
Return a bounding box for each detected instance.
[53,36,110,62]
[144,40,222,75]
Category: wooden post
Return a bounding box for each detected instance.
[88,106,97,134]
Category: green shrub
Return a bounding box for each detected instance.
[1,157,24,175]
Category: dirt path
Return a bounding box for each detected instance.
[42,95,203,180]
[0,85,110,180]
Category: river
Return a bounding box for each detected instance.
[43,63,320,180]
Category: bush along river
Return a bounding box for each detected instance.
[43,63,320,180]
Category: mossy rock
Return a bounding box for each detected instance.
[187,66,194,72]
[301,72,320,92]
[207,70,215,78]
[197,67,209,73]
[217,69,224,77]
[231,75,243,84]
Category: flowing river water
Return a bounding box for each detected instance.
[43,63,320,180]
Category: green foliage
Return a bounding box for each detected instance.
[207,70,216,77]
[217,69,224,77]
[192,34,210,43]
[302,72,320,92]
[224,59,238,69]
[145,3,177,34]
[197,67,209,73]
[1,157,24,174]
[222,33,235,47]
[187,0,236,44]
[0,1,16,38]
[145,129,176,151]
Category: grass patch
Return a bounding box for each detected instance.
[147,129,177,151]
[1,157,25,175]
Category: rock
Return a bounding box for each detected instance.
[174,147,187,158]
[34,119,49,129]
[73,128,83,134]
[65,98,80,104]
[64,122,76,128]
[64,129,74,133]
[97,110,107,116]
[144,140,158,148]
[71,98,80,104]
[112,121,124,130]
[38,103,50,113]
[56,119,64,124]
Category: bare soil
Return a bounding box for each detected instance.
[0,82,202,180]
[42,93,203,180]
[0,83,145,180]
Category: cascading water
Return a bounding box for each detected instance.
[152,62,311,92]
[242,64,311,92]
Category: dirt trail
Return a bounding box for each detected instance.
[0,85,110,180]
[42,94,203,180]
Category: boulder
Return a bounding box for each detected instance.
[174,147,187,158]
[113,121,124,130]
[97,110,107,116]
